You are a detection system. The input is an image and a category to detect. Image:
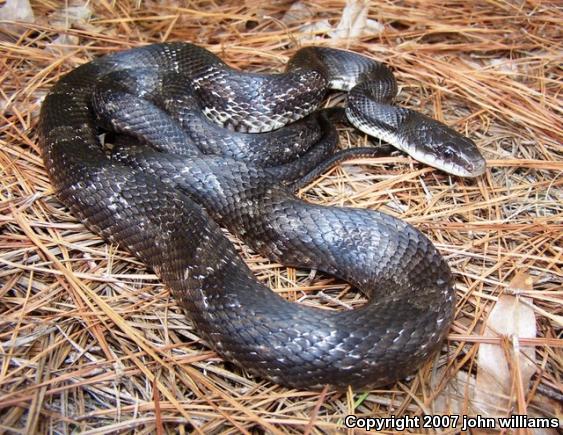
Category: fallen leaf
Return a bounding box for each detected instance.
[281,0,384,43]
[474,271,537,416]
[0,0,34,36]
[332,0,383,40]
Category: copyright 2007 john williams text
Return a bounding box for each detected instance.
[344,414,560,431]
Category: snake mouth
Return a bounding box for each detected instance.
[403,145,487,178]
[432,155,486,178]
[461,156,487,177]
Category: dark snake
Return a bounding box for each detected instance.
[38,43,485,389]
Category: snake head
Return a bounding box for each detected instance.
[400,113,486,178]
[346,84,486,178]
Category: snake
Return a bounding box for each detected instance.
[38,42,485,389]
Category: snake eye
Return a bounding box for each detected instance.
[442,146,455,159]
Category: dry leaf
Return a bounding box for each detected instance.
[432,368,476,416]
[44,2,92,53]
[46,34,79,55]
[474,271,537,416]
[48,4,92,28]
[0,0,34,36]
[280,1,315,24]
[282,0,384,43]
[434,272,541,431]
[332,0,383,40]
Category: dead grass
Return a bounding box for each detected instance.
[1,0,561,433]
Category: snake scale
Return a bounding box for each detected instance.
[39,43,485,389]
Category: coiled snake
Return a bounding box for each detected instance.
[38,43,485,389]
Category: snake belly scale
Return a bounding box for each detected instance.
[38,42,475,389]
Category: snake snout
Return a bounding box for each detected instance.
[463,151,487,177]
[405,117,486,178]
[439,137,486,178]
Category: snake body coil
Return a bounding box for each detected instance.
[39,43,482,389]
